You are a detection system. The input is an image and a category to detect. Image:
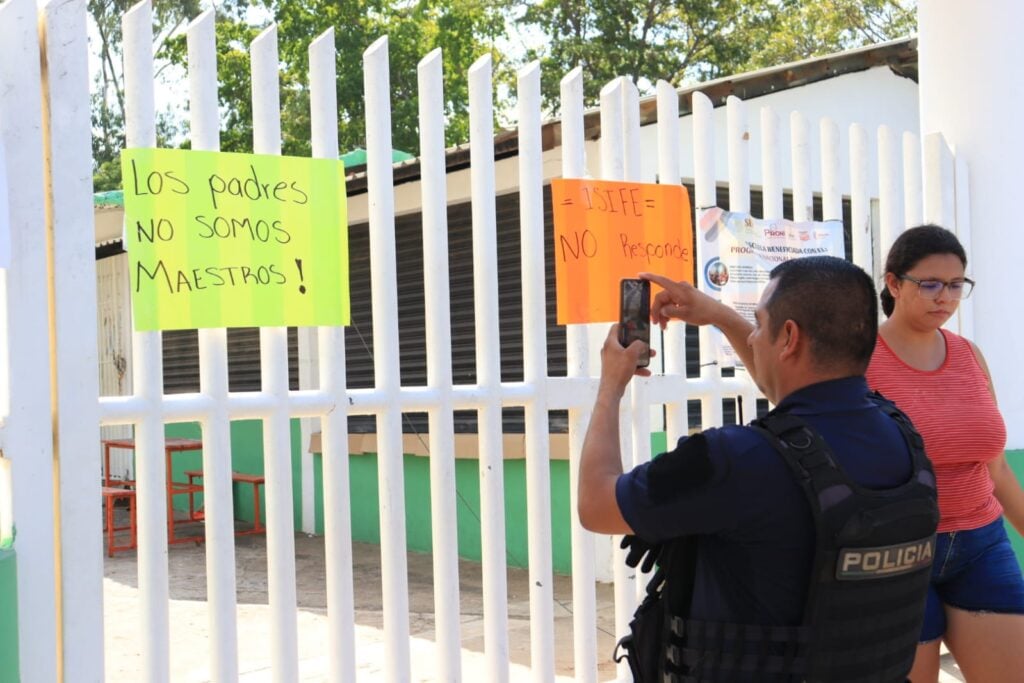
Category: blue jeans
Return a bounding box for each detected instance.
[920,517,1024,642]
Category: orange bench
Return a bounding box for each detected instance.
[183,470,266,536]
[101,486,137,557]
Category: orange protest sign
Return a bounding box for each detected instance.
[552,178,694,324]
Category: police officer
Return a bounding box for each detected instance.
[579,256,938,682]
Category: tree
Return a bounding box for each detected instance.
[162,0,512,159]
[89,0,246,190]
[516,0,916,113]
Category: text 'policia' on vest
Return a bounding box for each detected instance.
[615,394,939,683]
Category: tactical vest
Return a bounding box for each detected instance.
[653,395,939,683]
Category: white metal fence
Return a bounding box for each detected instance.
[0,1,970,681]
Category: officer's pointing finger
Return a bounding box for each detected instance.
[639,271,678,291]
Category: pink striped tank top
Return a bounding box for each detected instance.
[866,330,1006,532]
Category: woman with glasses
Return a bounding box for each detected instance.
[867,224,1024,682]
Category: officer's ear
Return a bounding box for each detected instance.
[778,319,801,361]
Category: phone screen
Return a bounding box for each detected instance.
[619,278,650,367]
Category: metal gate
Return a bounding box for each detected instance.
[0,1,969,681]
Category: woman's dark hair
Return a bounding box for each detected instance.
[880,225,967,317]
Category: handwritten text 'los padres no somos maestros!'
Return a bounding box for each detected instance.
[558,185,690,264]
[129,160,310,294]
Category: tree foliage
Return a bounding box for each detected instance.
[160,0,511,159]
[88,0,246,190]
[90,0,916,188]
[517,0,916,112]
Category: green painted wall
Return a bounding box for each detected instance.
[314,432,669,575]
[1005,449,1024,562]
[165,420,302,530]
[0,548,18,683]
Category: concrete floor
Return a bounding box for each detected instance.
[102,515,965,681]
[103,518,621,682]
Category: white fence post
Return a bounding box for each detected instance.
[922,132,960,334]
[790,111,812,222]
[469,53,511,683]
[849,124,873,275]
[691,92,724,427]
[251,25,302,683]
[517,60,556,683]
[560,66,599,683]
[903,132,923,228]
[417,47,462,683]
[310,27,357,682]
[599,78,637,679]
[0,0,58,679]
[820,119,842,223]
[187,11,240,680]
[42,0,105,678]
[659,80,688,446]
[954,156,974,339]
[877,125,902,259]
[123,3,173,680]
[363,36,412,683]
[922,132,956,229]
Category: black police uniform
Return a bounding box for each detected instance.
[614,377,938,682]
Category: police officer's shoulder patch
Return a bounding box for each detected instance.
[646,433,714,505]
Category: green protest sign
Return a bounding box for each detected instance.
[121,148,349,330]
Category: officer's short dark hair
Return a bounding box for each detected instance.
[766,256,877,373]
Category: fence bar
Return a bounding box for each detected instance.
[363,36,412,683]
[0,0,58,679]
[691,92,723,427]
[903,132,923,228]
[922,132,959,334]
[309,27,357,683]
[727,97,750,216]
[123,4,172,680]
[790,111,812,222]
[560,66,599,683]
[600,77,635,678]
[877,125,902,258]
[186,12,240,681]
[658,80,688,449]
[849,124,872,275]
[820,119,842,222]
[727,97,758,420]
[622,76,652,607]
[417,47,462,683]
[469,53,511,683]
[954,156,974,338]
[922,132,956,229]
[518,61,556,683]
[761,106,783,220]
[251,25,301,683]
[43,0,104,677]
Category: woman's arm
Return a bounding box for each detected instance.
[990,454,1024,536]
[970,340,1024,534]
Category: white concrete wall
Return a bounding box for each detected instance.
[919,2,1024,448]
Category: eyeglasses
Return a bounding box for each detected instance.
[898,274,975,300]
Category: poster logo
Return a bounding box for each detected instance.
[704,257,729,291]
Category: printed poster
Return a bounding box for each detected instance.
[552,178,693,324]
[699,207,844,366]
[121,148,349,330]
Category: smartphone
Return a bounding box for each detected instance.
[618,278,651,368]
